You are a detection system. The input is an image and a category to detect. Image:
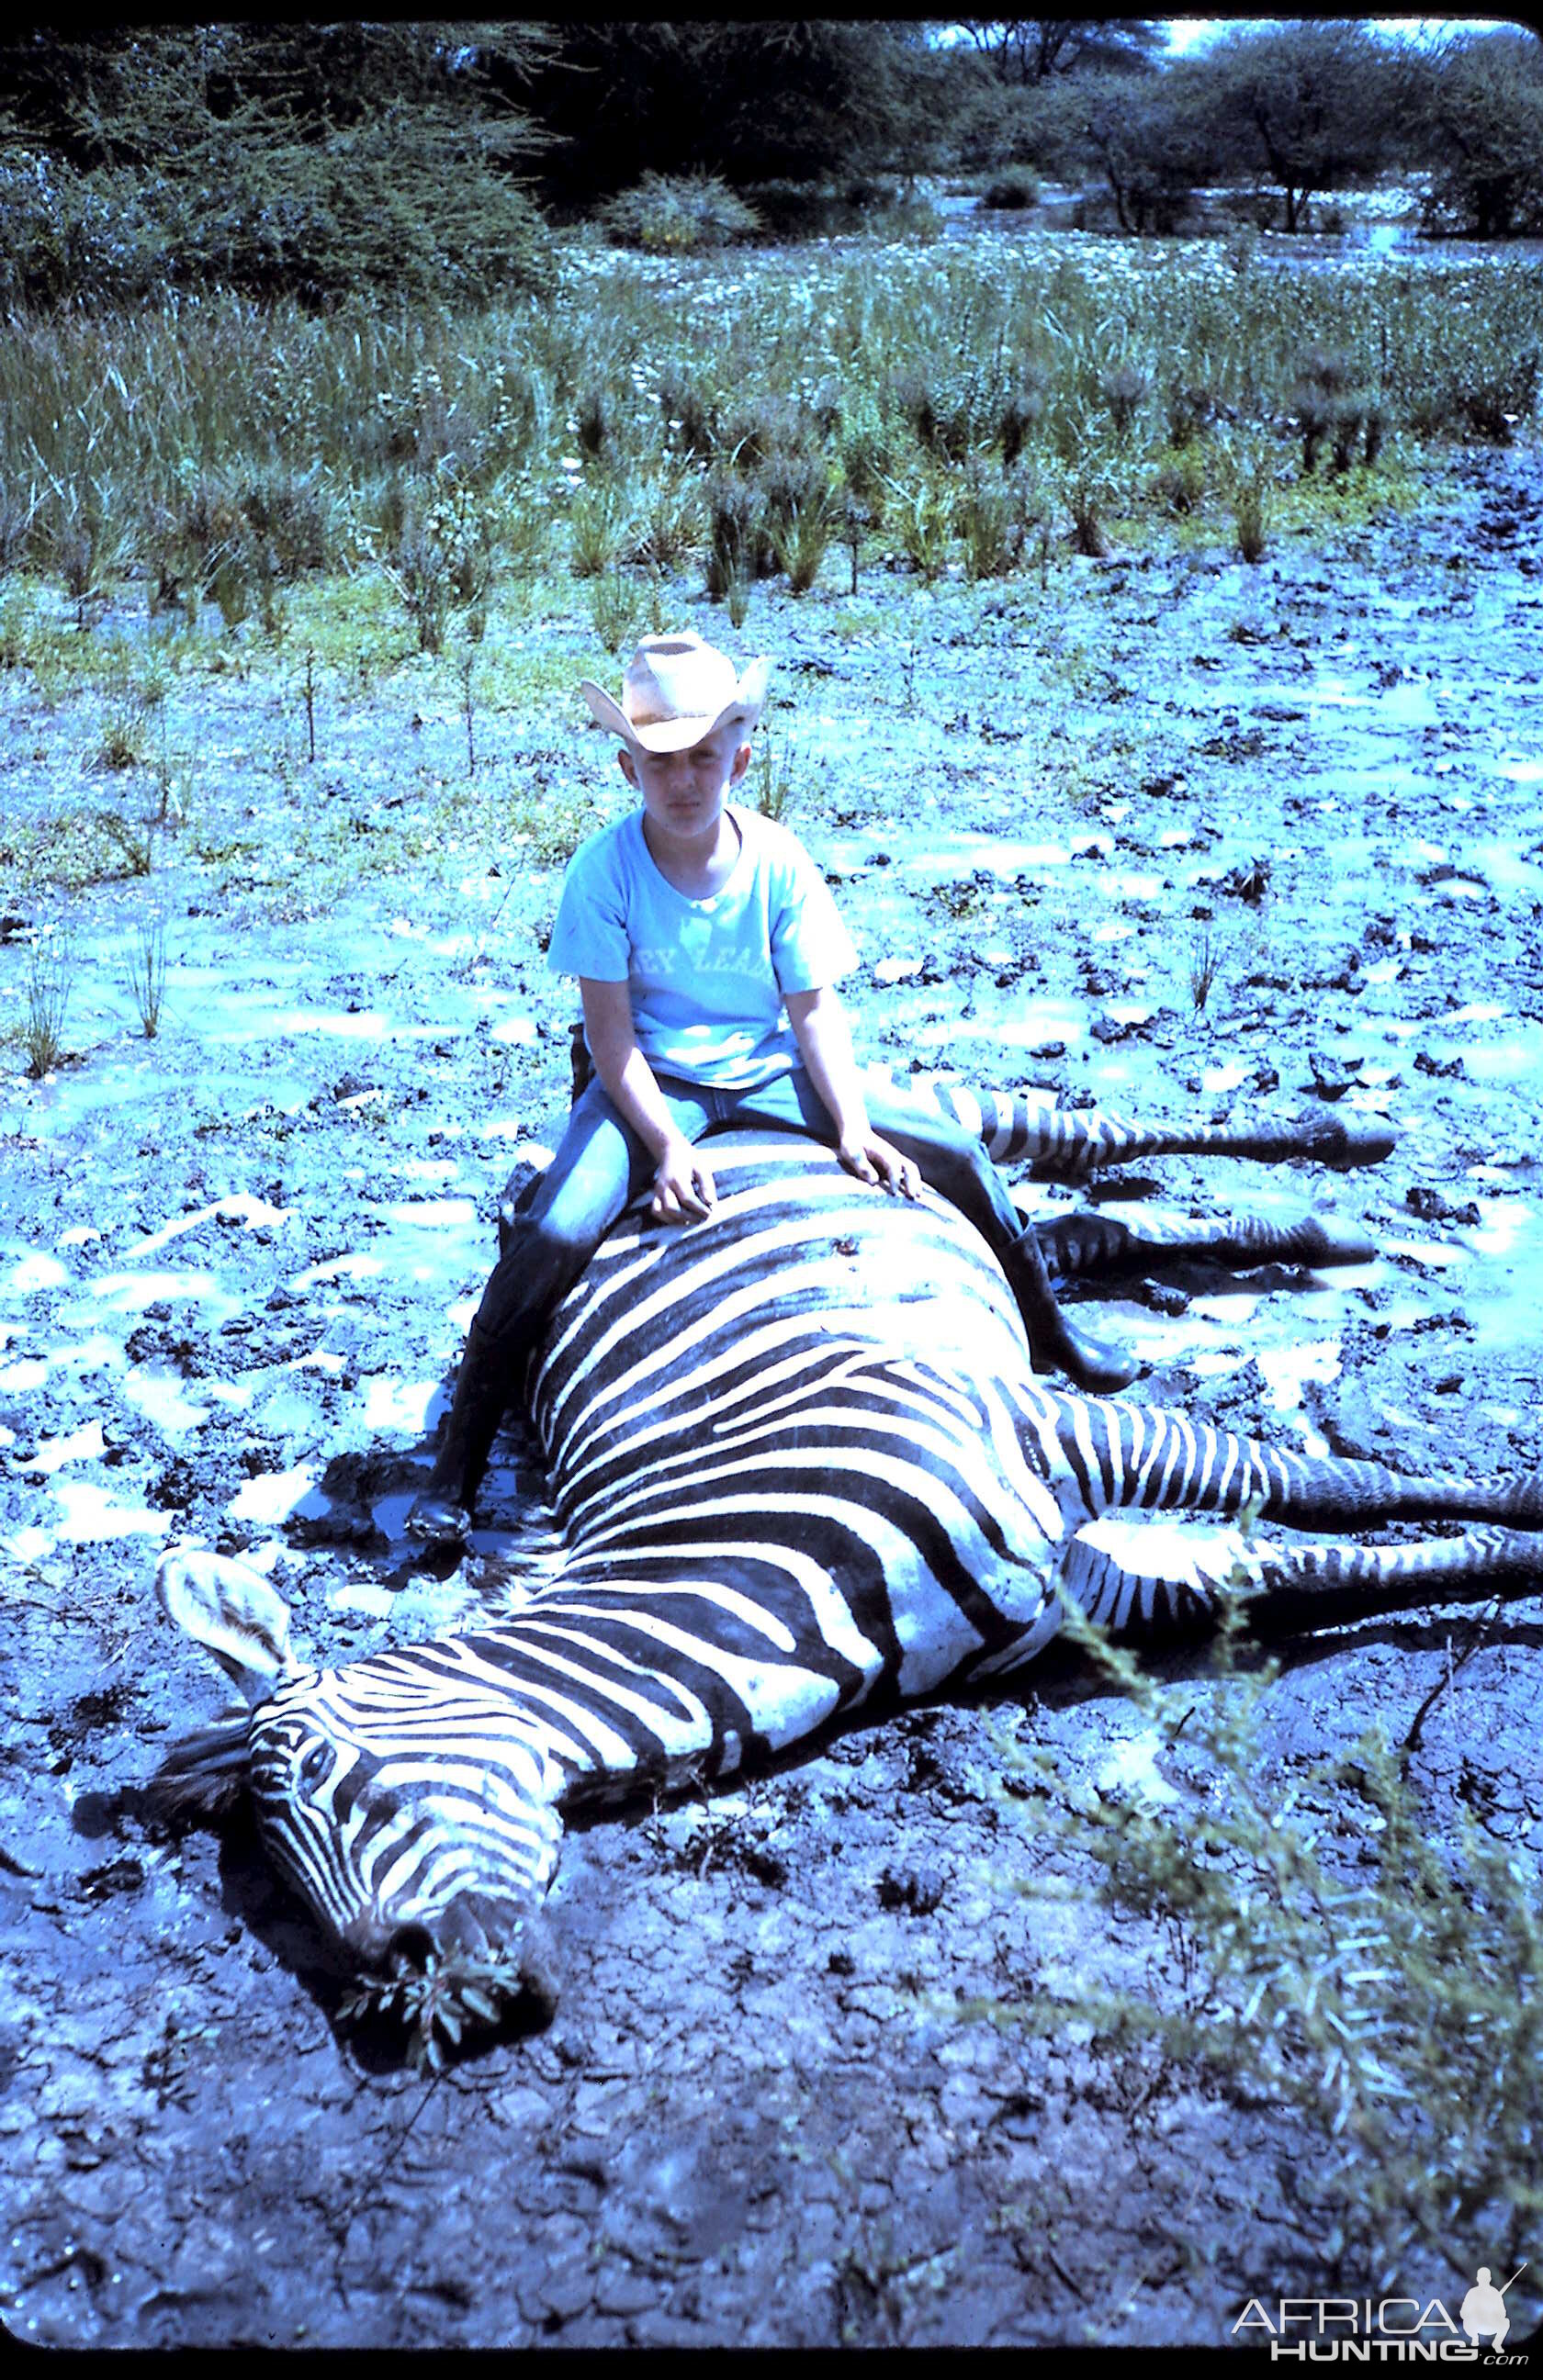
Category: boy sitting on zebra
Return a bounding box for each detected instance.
[407,631,1136,1548]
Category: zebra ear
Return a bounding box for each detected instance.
[156,1543,298,1705]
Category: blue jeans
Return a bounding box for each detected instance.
[470,1062,1032,1360]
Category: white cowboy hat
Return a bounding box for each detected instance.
[579,631,772,755]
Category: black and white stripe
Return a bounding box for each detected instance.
[175,1118,1538,1984]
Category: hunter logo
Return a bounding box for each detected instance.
[1233,2263,1530,2361]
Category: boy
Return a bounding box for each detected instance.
[407,632,1134,1547]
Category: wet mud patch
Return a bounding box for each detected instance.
[2,438,1543,2344]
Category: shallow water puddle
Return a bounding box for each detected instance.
[2,1251,69,1297]
[1470,842,1543,902]
[32,1420,106,1472]
[226,1462,322,1525]
[123,1367,212,1436]
[1256,1339,1343,1412]
[51,1479,172,1544]
[60,1266,245,1327]
[125,1194,294,1260]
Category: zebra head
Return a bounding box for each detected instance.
[241,1658,564,1980]
[154,1548,563,2029]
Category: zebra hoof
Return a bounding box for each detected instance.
[1299,1214,1377,1266]
[1040,1323,1140,1396]
[405,1491,474,1548]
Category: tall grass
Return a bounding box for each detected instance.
[0,245,1533,592]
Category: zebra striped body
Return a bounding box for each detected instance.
[154,1090,1537,2031]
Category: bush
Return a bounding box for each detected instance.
[658,372,718,460]
[0,128,551,309]
[600,172,760,254]
[987,1596,1543,2279]
[726,392,818,472]
[982,166,1040,211]
[1418,33,1543,238]
[705,473,772,597]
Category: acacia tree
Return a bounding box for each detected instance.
[524,20,933,206]
[0,23,554,304]
[1417,28,1543,236]
[958,18,1163,84]
[1081,62,1218,234]
[1199,18,1400,230]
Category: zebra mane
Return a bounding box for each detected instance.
[145,1713,253,1822]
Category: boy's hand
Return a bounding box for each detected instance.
[837,1131,918,1199]
[651,1137,717,1224]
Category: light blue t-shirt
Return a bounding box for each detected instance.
[546,803,860,1088]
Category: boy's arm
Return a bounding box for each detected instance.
[784,984,918,1197]
[580,978,716,1222]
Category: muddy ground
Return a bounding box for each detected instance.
[2,420,1542,2347]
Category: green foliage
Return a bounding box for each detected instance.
[569,479,636,580]
[955,456,1045,580]
[1221,436,1274,564]
[987,1595,1543,2276]
[123,916,167,1038]
[705,473,772,599]
[587,569,638,655]
[377,484,494,655]
[526,22,933,208]
[885,468,953,583]
[982,165,1040,211]
[754,730,796,823]
[1199,21,1404,232]
[1418,31,1543,239]
[21,929,73,1075]
[340,1947,529,2073]
[0,27,552,309]
[600,171,760,254]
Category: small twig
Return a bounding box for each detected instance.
[1400,1609,1498,1773]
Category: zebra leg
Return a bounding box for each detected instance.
[1033,1207,1376,1282]
[1012,1380,1543,1538]
[1048,1515,1543,1642]
[898,1074,1397,1183]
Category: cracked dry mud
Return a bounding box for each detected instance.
[2,442,1542,2348]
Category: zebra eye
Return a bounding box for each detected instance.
[297,1744,330,1791]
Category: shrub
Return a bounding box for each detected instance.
[627,473,703,569]
[955,456,1046,581]
[982,166,1041,211]
[124,917,168,1039]
[726,392,817,472]
[377,485,494,653]
[999,367,1047,466]
[892,355,1015,464]
[22,931,73,1076]
[569,480,635,579]
[588,570,637,654]
[836,393,895,508]
[771,500,832,597]
[705,473,772,596]
[988,1595,1543,2280]
[885,468,952,582]
[1151,446,1207,515]
[754,731,796,821]
[1222,440,1273,564]
[600,172,760,254]
[658,372,718,460]
[1101,360,1151,436]
[1166,381,1225,447]
[574,384,611,460]
[237,466,338,578]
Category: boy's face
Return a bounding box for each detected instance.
[619,721,751,839]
